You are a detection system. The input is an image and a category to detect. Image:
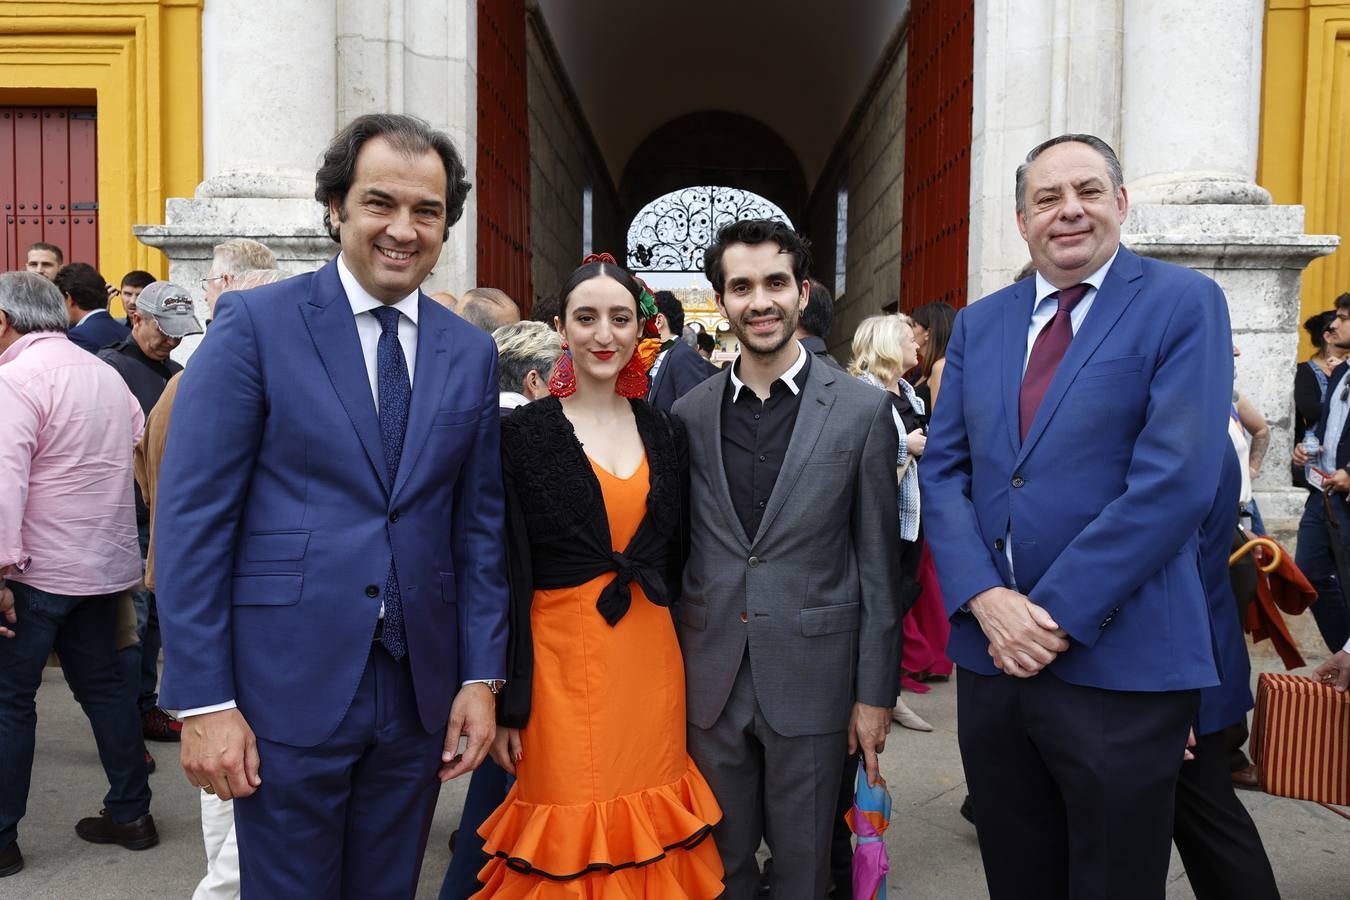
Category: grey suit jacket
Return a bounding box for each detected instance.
[672,355,903,737]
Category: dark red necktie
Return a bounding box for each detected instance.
[1019,283,1089,442]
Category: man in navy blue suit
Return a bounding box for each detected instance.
[921,134,1233,900]
[55,262,130,353]
[154,114,509,898]
[646,289,717,411]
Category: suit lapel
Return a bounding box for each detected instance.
[1002,281,1035,453]
[300,259,390,493]
[752,361,834,545]
[1017,247,1144,463]
[392,295,450,501]
[699,370,752,549]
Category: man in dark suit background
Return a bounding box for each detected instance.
[921,134,1234,900]
[647,289,717,411]
[795,281,844,372]
[154,114,509,898]
[55,262,129,353]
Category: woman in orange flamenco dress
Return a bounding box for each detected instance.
[475,254,723,898]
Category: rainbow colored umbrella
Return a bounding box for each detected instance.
[844,760,892,899]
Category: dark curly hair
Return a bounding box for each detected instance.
[703,219,811,295]
[53,262,109,312]
[1305,309,1337,351]
[315,114,472,244]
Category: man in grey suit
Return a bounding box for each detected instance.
[672,219,903,900]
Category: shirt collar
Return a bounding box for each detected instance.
[337,253,420,326]
[0,330,62,366]
[729,340,809,403]
[77,308,108,325]
[499,391,530,410]
[1032,245,1121,306]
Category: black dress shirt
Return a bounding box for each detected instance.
[721,345,811,538]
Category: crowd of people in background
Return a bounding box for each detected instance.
[2,112,1347,900]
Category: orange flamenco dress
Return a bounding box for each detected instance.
[475,455,724,899]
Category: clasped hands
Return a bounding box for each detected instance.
[180,682,498,798]
[968,586,1069,678]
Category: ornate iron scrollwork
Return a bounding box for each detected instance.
[628,186,792,272]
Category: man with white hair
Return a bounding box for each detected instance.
[200,239,278,314]
[0,272,157,878]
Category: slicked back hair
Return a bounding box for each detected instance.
[53,262,110,312]
[703,219,811,295]
[316,113,472,243]
[1014,133,1124,217]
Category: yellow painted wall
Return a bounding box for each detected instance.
[1260,0,1350,358]
[0,0,203,307]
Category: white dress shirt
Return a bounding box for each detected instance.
[728,340,808,402]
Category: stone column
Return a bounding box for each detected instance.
[1120,0,1269,204]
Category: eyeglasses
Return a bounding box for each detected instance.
[200,275,226,288]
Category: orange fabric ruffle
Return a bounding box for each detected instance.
[473,762,723,899]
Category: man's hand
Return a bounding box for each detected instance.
[848,702,891,788]
[1325,469,1350,493]
[489,727,523,776]
[439,682,496,782]
[1293,444,1310,467]
[181,708,262,800]
[1184,727,1197,761]
[1314,650,1350,692]
[968,586,1070,677]
[0,581,16,638]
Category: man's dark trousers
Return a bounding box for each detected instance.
[1295,490,1350,652]
[0,581,151,850]
[958,668,1198,900]
[1173,728,1280,900]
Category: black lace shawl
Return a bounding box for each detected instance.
[496,397,688,728]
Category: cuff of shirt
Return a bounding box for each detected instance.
[1342,638,1350,655]
[462,679,503,687]
[174,700,238,719]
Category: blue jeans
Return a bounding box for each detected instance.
[0,582,151,850]
[1295,491,1350,653]
[125,586,161,712]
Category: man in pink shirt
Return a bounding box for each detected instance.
[0,272,158,879]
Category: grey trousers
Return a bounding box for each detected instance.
[687,654,849,900]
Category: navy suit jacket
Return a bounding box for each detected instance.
[648,339,718,412]
[154,258,509,747]
[68,309,130,353]
[920,246,1232,692]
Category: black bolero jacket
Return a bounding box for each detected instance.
[496,397,688,728]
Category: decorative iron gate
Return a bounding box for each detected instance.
[0,106,98,272]
[627,186,792,273]
[900,0,973,312]
[476,0,532,309]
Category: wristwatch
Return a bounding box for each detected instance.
[485,679,506,695]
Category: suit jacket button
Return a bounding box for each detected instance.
[994,538,1005,551]
[738,611,749,623]
[748,556,760,568]
[365,584,380,598]
[1011,475,1025,488]
[389,510,399,523]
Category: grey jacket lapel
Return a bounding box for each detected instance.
[751,360,835,545]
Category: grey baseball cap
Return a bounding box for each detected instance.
[136,281,204,338]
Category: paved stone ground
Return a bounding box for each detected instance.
[2,652,1346,900]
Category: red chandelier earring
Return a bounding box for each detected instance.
[615,350,649,399]
[548,345,577,397]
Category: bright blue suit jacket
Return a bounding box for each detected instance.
[920,246,1231,692]
[155,258,509,747]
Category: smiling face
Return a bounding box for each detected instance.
[714,242,807,359]
[1017,141,1128,289]
[559,275,640,389]
[329,136,448,303]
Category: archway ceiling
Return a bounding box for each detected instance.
[532,0,908,191]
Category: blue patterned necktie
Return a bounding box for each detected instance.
[371,305,409,660]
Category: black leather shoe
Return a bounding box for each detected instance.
[0,842,22,877]
[75,810,158,850]
[959,794,976,825]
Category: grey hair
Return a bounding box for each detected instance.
[1014,133,1125,216]
[460,287,521,333]
[492,320,563,395]
[230,268,288,292]
[212,239,277,276]
[0,271,69,334]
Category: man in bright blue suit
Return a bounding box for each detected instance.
[921,134,1233,900]
[154,114,509,898]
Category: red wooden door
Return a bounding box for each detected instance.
[900,0,973,312]
[0,106,98,273]
[476,0,532,311]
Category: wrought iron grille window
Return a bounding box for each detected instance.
[627,186,792,272]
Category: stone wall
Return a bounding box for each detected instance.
[525,13,621,308]
[809,39,908,360]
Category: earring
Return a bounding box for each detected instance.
[615,350,649,399]
[548,350,576,397]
